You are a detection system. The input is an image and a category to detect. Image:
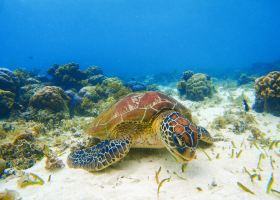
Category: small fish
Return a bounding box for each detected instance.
[155,166,161,184]
[236,150,243,158]
[243,99,250,112]
[48,175,51,182]
[257,153,265,170]
[173,172,186,180]
[181,163,187,173]
[157,177,171,199]
[237,182,255,195]
[266,173,274,193]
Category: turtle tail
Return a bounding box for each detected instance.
[67,138,132,172]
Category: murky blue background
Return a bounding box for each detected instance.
[0,0,280,77]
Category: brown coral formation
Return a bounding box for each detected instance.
[177,71,215,101]
[27,86,71,123]
[0,133,44,169]
[30,86,70,112]
[253,71,280,116]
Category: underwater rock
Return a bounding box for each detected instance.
[13,68,42,87]
[45,155,65,171]
[237,73,255,85]
[182,70,194,81]
[177,72,215,101]
[18,84,44,109]
[84,66,103,76]
[253,71,280,116]
[78,78,131,116]
[47,63,87,90]
[25,86,71,123]
[30,86,70,113]
[0,158,7,175]
[101,77,132,100]
[0,89,16,118]
[79,86,101,102]
[0,136,44,170]
[0,68,19,92]
[65,90,82,117]
[125,79,147,92]
[88,74,106,85]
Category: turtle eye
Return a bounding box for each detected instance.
[173,134,183,147]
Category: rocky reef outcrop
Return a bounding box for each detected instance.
[26,86,70,123]
[79,77,131,116]
[253,71,280,116]
[177,71,215,101]
[237,73,255,85]
[0,68,20,118]
[0,90,16,117]
[47,63,87,90]
[0,68,20,92]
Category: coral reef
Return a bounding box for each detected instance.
[47,63,87,90]
[210,111,257,134]
[0,68,19,92]
[253,71,280,116]
[45,155,65,171]
[177,71,215,101]
[78,77,131,116]
[125,79,147,92]
[0,90,15,118]
[182,70,194,81]
[237,73,255,85]
[18,84,44,109]
[27,86,70,122]
[85,66,106,85]
[0,158,7,175]
[0,133,44,169]
[65,90,82,117]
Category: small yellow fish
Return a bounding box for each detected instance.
[237,182,255,195]
[236,150,243,158]
[155,166,161,184]
[157,177,171,199]
[266,173,274,194]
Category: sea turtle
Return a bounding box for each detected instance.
[67,91,218,171]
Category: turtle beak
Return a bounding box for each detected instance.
[170,147,196,163]
[182,148,196,161]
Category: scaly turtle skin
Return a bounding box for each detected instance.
[67,91,218,171]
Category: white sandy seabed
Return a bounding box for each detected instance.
[0,85,279,200]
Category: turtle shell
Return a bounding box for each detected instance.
[86,91,192,137]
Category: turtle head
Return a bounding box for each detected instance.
[159,112,199,163]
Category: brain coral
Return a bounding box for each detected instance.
[253,71,280,116]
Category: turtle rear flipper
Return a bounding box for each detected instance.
[67,138,132,172]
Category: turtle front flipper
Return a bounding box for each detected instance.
[197,126,224,145]
[67,138,132,172]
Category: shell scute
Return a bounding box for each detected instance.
[86,91,192,137]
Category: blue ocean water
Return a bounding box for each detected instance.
[0,0,280,78]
